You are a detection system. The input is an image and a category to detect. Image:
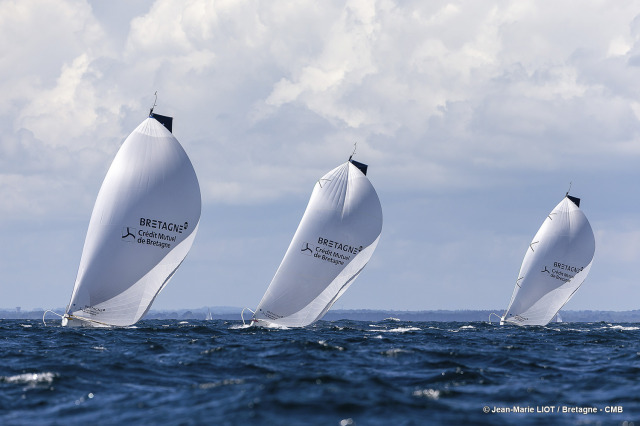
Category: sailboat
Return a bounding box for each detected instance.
[500,193,595,326]
[61,104,201,327]
[248,154,383,327]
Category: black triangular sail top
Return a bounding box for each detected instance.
[150,113,173,133]
[567,194,581,207]
[349,159,368,176]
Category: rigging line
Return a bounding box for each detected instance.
[149,91,158,116]
[42,309,63,326]
[318,178,331,188]
[241,307,255,326]
[529,241,539,252]
[348,142,357,161]
[488,312,502,325]
[566,181,572,197]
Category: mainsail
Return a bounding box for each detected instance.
[501,194,595,326]
[63,112,201,327]
[252,158,383,327]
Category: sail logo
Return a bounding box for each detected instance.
[121,226,177,250]
[259,308,284,321]
[136,229,175,250]
[121,227,136,242]
[510,314,528,323]
[545,261,584,283]
[139,218,188,234]
[542,262,584,283]
[133,219,185,250]
[300,242,314,256]
[316,237,362,255]
[553,262,583,274]
[541,262,583,283]
[80,305,106,316]
[304,237,364,266]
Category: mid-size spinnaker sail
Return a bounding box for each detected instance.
[252,158,383,327]
[501,194,595,326]
[63,111,201,327]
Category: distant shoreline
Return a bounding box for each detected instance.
[4,308,640,322]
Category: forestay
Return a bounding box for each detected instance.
[501,195,595,326]
[63,114,201,327]
[252,159,383,327]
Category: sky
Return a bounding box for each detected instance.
[1,0,640,313]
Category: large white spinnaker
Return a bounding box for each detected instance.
[63,112,201,327]
[501,195,595,326]
[252,158,383,327]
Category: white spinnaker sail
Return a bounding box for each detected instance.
[64,115,201,327]
[502,195,595,326]
[253,160,383,327]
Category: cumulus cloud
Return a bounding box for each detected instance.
[6,0,640,208]
[2,0,640,310]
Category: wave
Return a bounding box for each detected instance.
[0,319,638,424]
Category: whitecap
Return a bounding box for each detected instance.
[552,327,585,332]
[229,323,254,330]
[378,327,420,333]
[258,322,290,330]
[1,372,56,385]
[609,325,640,331]
[449,325,476,333]
[318,340,344,351]
[413,388,441,400]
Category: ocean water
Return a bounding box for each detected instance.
[1,319,638,425]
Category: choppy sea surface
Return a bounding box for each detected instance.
[1,319,639,425]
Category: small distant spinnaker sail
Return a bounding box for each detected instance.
[501,195,595,326]
[63,112,201,327]
[252,158,383,327]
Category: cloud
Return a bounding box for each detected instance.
[2,0,639,223]
[6,0,640,209]
[3,0,640,310]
